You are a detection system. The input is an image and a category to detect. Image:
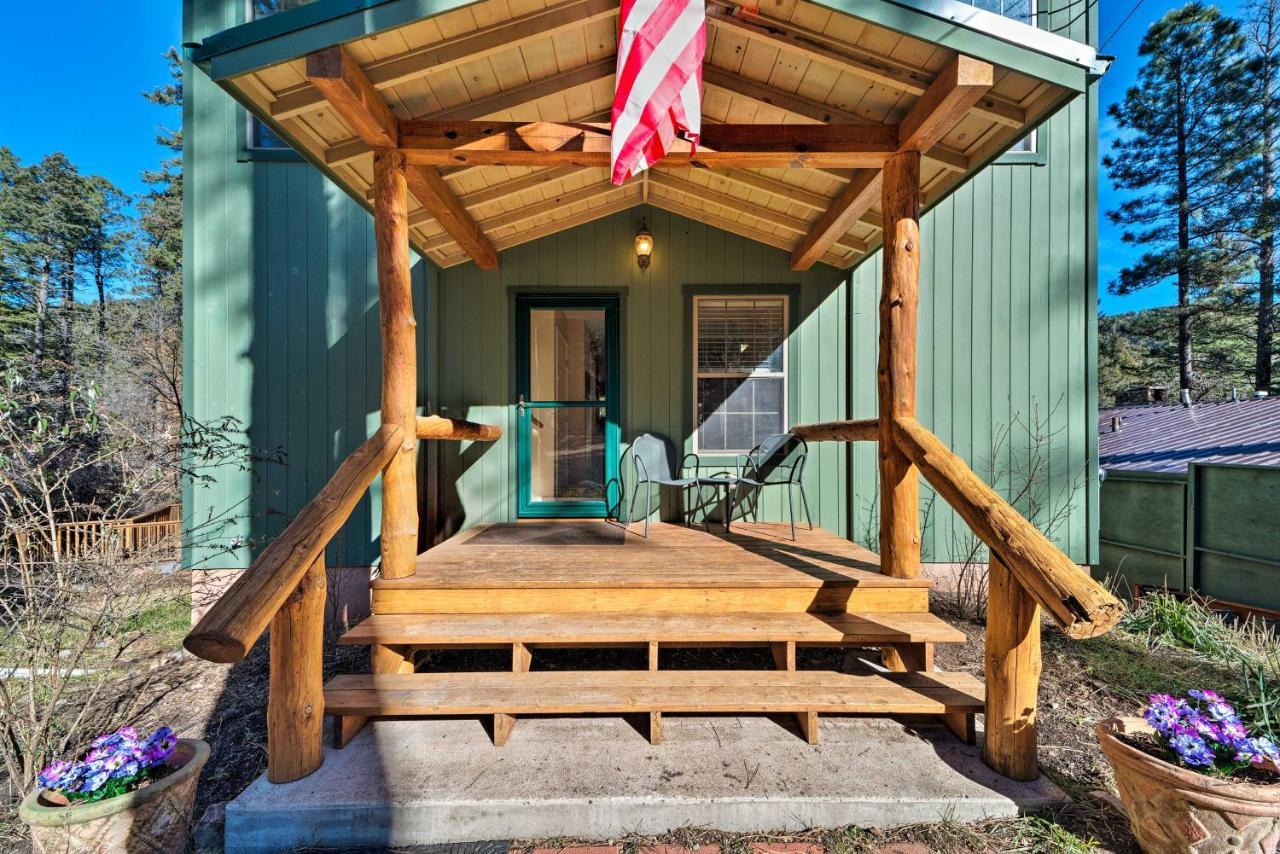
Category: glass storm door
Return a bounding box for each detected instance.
[516,296,620,518]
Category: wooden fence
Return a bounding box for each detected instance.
[1100,464,1280,611]
[11,505,182,564]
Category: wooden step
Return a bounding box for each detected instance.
[372,585,929,614]
[373,522,930,615]
[339,611,967,647]
[323,670,984,736]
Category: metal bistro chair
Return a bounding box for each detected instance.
[627,433,700,537]
[734,432,813,541]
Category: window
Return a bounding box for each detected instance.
[963,0,1034,25]
[1008,129,1037,154]
[693,296,788,454]
[246,113,290,151]
[245,0,319,151]
[249,0,316,17]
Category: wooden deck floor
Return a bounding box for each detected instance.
[379,521,921,589]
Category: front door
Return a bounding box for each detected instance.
[516,296,620,518]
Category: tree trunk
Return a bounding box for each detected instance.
[32,260,49,378]
[1174,66,1195,394]
[95,253,107,368]
[60,253,75,405]
[1259,47,1277,395]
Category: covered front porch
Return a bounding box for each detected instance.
[182,0,1120,843]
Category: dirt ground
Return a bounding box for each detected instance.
[130,614,1144,854]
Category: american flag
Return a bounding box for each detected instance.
[610,0,707,185]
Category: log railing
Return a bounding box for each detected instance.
[792,413,1122,781]
[416,414,503,441]
[185,425,405,665]
[182,416,501,783]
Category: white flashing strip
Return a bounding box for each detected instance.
[887,0,1103,71]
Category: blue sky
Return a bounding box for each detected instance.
[0,0,1243,314]
[1097,0,1245,313]
[0,3,182,199]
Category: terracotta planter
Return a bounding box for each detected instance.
[19,738,210,854]
[1097,716,1280,853]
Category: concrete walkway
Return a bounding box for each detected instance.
[224,715,1065,853]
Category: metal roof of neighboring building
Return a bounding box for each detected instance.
[1099,397,1280,474]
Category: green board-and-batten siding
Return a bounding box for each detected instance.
[427,207,850,543]
[183,0,436,570]
[184,0,1098,570]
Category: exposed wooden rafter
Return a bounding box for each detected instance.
[898,55,996,154]
[274,0,618,121]
[791,54,994,271]
[704,3,1025,129]
[411,166,585,228]
[790,171,882,272]
[702,66,969,174]
[404,166,500,269]
[325,59,618,167]
[422,180,622,251]
[306,46,499,270]
[434,192,643,267]
[648,191,849,269]
[398,120,899,169]
[646,171,866,257]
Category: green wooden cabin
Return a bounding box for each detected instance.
[183,0,1104,573]
[178,0,1127,818]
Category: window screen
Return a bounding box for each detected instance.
[694,297,787,454]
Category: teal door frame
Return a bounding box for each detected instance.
[516,295,621,518]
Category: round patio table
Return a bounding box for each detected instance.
[695,474,739,533]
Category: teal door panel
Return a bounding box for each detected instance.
[516,296,620,518]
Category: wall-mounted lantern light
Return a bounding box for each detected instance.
[635,221,653,270]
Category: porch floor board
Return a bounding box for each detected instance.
[378,521,923,589]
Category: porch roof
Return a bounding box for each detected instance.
[188,0,1105,271]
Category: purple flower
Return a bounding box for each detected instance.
[1189,689,1226,704]
[77,762,110,794]
[1145,694,1185,734]
[1205,700,1239,722]
[1221,718,1248,743]
[140,727,176,768]
[111,760,140,780]
[37,760,81,791]
[1236,737,1280,767]
[1170,733,1216,767]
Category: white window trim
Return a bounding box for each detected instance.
[1010,127,1037,154]
[691,294,790,456]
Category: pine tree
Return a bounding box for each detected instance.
[1104,3,1251,394]
[82,176,129,363]
[1233,0,1280,393]
[138,48,182,301]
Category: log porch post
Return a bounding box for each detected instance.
[983,554,1042,780]
[267,555,326,782]
[877,151,922,581]
[373,148,419,675]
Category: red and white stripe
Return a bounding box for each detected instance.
[610,0,706,185]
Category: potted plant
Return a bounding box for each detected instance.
[1098,691,1280,853]
[19,726,210,853]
